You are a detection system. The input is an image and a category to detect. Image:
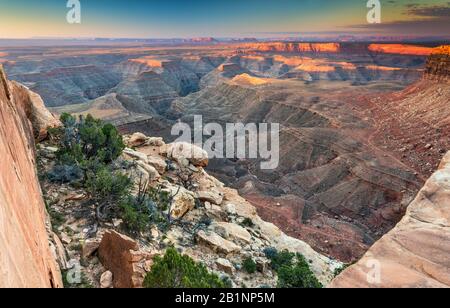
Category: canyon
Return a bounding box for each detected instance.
[0,41,448,288]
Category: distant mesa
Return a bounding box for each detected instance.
[218,63,243,72]
[368,44,434,56]
[424,45,450,82]
[184,37,218,44]
[432,45,450,55]
[242,42,435,56]
[231,73,269,86]
[273,55,304,66]
[247,42,341,53]
[130,58,165,68]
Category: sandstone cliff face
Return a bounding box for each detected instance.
[0,65,62,288]
[248,43,341,53]
[243,42,434,56]
[330,151,450,288]
[424,46,450,82]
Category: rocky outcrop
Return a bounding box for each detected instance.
[98,230,153,288]
[424,46,450,82]
[0,65,62,287]
[37,127,339,287]
[167,142,209,167]
[368,44,433,56]
[246,43,341,54]
[330,152,450,288]
[242,42,434,56]
[8,81,61,141]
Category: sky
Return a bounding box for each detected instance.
[0,0,449,39]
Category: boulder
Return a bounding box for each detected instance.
[127,132,148,147]
[100,271,113,289]
[167,142,209,167]
[135,160,160,181]
[205,203,229,222]
[216,258,235,275]
[163,185,196,219]
[196,190,224,205]
[255,258,270,273]
[40,146,58,159]
[82,238,101,259]
[147,137,165,147]
[123,148,148,163]
[60,232,72,245]
[212,222,252,244]
[9,80,61,141]
[98,230,150,288]
[196,230,241,255]
[223,203,237,215]
[147,155,167,174]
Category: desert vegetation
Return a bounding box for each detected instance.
[264,248,322,288]
[47,113,178,233]
[144,248,227,288]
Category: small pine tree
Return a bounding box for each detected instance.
[144,248,226,288]
[243,258,257,274]
[85,167,131,205]
[276,254,322,288]
[264,248,322,288]
[57,113,125,167]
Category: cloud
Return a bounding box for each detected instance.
[346,3,450,36]
[404,3,450,18]
[348,18,450,36]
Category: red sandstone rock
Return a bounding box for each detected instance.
[0,64,62,288]
[97,230,152,288]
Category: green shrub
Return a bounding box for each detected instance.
[48,164,83,183]
[85,167,131,202]
[119,196,151,233]
[241,217,254,228]
[264,248,322,288]
[47,207,65,231]
[267,249,296,271]
[118,185,176,233]
[263,247,278,260]
[147,187,171,212]
[144,248,226,288]
[276,254,322,288]
[333,263,353,277]
[243,258,257,274]
[221,276,233,288]
[57,113,125,167]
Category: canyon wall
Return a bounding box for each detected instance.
[424,46,450,82]
[331,48,450,287]
[0,65,62,288]
[330,151,450,288]
[242,42,434,56]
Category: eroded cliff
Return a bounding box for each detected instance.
[424,46,450,82]
[330,152,450,288]
[0,65,62,288]
[330,48,450,287]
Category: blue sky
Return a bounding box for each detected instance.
[0,0,449,38]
